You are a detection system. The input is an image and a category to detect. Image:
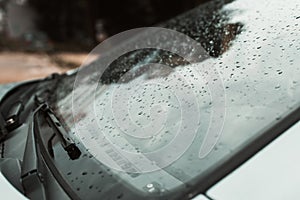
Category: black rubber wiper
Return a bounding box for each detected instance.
[36,103,81,160]
[22,103,81,200]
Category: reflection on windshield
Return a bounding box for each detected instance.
[49,0,300,199]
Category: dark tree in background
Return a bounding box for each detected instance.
[28,0,89,42]
[28,0,209,47]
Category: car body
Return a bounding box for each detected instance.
[0,0,299,199]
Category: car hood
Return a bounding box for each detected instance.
[0,172,28,200]
[0,83,20,100]
[0,82,29,200]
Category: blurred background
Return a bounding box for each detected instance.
[0,0,209,83]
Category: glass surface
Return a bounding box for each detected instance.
[48,0,300,198]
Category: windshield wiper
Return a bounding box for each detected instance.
[36,103,81,160]
[22,103,81,200]
[21,104,46,199]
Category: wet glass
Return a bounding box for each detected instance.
[47,0,300,199]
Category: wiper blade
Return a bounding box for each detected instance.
[21,103,81,199]
[37,103,81,160]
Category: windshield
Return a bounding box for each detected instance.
[47,0,300,199]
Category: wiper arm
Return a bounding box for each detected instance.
[21,103,81,199]
[21,104,46,199]
[37,103,81,160]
